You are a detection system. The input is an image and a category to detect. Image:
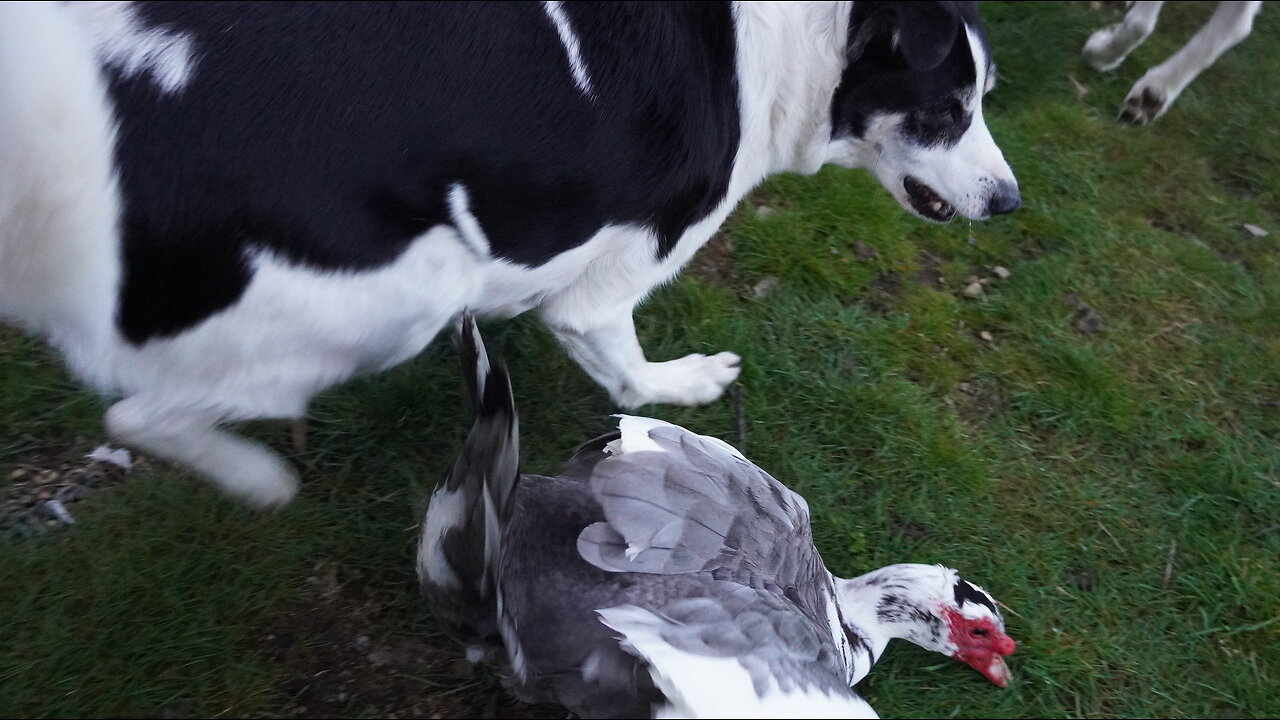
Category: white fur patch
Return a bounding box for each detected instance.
[0,1,122,391]
[542,1,594,99]
[447,183,492,258]
[97,225,483,506]
[109,225,484,415]
[69,1,197,93]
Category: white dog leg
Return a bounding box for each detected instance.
[1118,1,1262,124]
[540,303,740,409]
[106,397,299,509]
[1083,1,1165,71]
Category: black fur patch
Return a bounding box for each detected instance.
[832,1,987,147]
[108,2,740,343]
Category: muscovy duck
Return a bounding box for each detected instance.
[418,314,1017,718]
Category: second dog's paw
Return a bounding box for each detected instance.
[1082,24,1131,71]
[618,352,742,408]
[1118,73,1175,125]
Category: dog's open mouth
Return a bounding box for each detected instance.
[904,176,957,223]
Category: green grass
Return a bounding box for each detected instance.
[3,2,1279,717]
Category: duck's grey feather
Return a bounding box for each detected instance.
[501,474,859,715]
[564,422,857,705]
[576,425,826,597]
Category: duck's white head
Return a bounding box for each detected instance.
[836,563,1017,687]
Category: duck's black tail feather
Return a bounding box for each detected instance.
[417,312,519,649]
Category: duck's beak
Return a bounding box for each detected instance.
[966,633,1017,687]
[984,654,1012,688]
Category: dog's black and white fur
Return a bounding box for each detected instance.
[1083,1,1262,124]
[0,1,1018,508]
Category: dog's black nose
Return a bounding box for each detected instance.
[986,180,1021,216]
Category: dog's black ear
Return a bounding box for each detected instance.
[888,1,962,72]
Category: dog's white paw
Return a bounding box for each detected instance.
[617,351,741,408]
[208,440,300,510]
[1118,71,1176,125]
[106,398,300,510]
[1082,24,1134,71]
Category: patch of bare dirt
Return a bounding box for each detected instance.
[263,562,560,719]
[954,378,1003,427]
[1063,292,1105,334]
[887,514,933,542]
[914,250,946,289]
[851,250,964,314]
[857,270,902,314]
[1069,567,1098,592]
[853,241,879,262]
[686,232,738,287]
[1,446,136,538]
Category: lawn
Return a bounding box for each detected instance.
[2,2,1278,718]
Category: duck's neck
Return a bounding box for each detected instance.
[836,576,897,662]
[834,564,949,685]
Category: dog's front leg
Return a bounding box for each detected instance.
[539,301,740,409]
[1117,0,1262,125]
[106,396,299,509]
[1082,1,1165,72]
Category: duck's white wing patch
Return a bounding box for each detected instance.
[605,415,747,461]
[417,484,468,590]
[597,605,876,719]
[604,415,673,456]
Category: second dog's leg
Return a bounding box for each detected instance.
[1118,1,1262,124]
[540,302,740,409]
[1083,1,1166,71]
[106,397,299,509]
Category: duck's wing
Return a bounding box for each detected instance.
[596,583,877,719]
[575,416,824,592]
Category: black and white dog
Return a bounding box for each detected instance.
[0,1,1018,508]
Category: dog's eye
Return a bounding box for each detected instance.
[924,100,964,125]
[931,99,962,122]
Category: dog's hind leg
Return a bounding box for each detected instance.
[106,397,299,509]
[1083,1,1165,72]
[1117,1,1262,124]
[539,299,740,409]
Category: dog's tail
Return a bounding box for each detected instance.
[0,2,121,377]
[417,312,520,652]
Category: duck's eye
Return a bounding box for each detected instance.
[971,628,989,637]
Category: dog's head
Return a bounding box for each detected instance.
[825,1,1018,222]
